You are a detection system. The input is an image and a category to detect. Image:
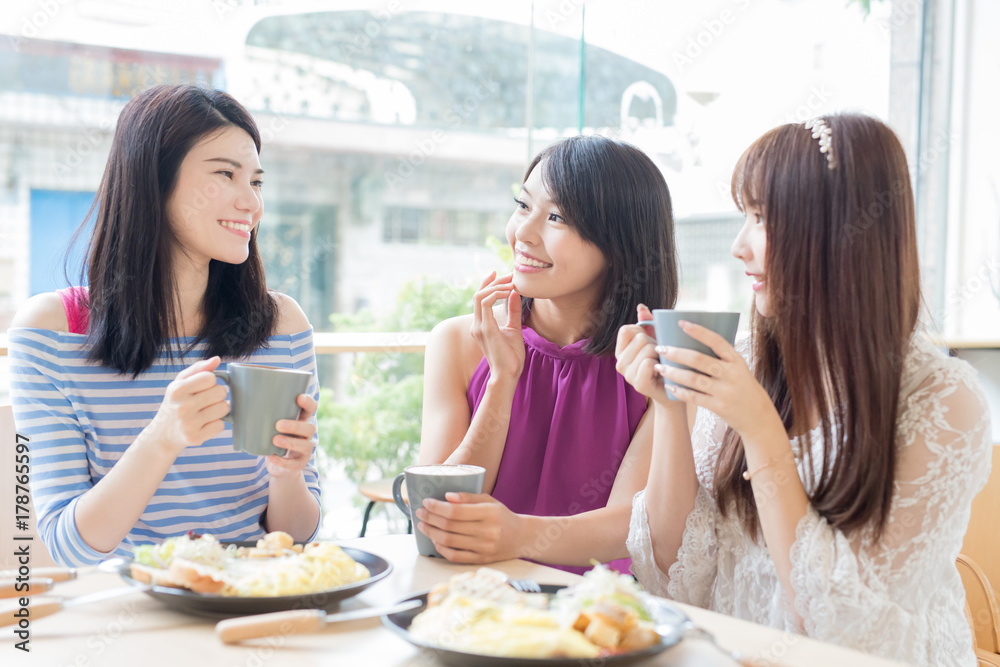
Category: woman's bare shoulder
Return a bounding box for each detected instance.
[270,292,312,336]
[427,314,484,378]
[9,292,69,332]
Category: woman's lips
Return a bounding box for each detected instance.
[514,251,552,273]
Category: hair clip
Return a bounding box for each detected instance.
[804,118,837,169]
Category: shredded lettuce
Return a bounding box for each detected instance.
[132,533,234,569]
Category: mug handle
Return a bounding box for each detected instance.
[212,370,233,423]
[391,473,410,517]
[636,319,654,327]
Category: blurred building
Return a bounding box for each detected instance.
[0,6,748,348]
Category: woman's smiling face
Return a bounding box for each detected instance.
[505,162,608,307]
[166,126,264,267]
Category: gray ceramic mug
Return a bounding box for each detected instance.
[213,363,313,456]
[636,310,741,400]
[392,464,486,557]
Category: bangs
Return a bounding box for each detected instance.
[731,129,780,214]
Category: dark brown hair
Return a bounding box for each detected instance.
[519,136,679,355]
[81,84,276,376]
[718,114,920,538]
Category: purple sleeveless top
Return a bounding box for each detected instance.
[467,326,647,575]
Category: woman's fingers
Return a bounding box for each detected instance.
[275,418,315,439]
[658,364,713,395]
[678,320,736,361]
[657,346,725,378]
[176,356,221,381]
[295,393,317,420]
[477,287,513,331]
[478,271,497,290]
[417,521,491,552]
[505,291,522,330]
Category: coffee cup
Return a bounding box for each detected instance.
[636,310,740,400]
[213,363,313,456]
[391,464,486,557]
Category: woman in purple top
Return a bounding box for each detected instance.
[417,136,682,572]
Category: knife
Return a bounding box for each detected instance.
[0,558,128,599]
[0,567,78,583]
[216,600,423,644]
[0,578,55,599]
[0,585,147,626]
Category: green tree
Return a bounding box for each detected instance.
[316,275,477,484]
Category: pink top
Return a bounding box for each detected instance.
[57,286,90,335]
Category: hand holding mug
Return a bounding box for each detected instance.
[265,393,318,479]
[147,356,230,457]
[655,320,776,440]
[615,305,670,405]
[391,464,486,558]
[415,492,523,564]
[213,363,313,458]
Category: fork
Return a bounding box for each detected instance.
[683,624,776,666]
[507,578,541,593]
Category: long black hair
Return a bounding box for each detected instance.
[80,84,276,376]
[520,136,679,355]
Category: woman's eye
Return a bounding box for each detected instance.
[513,197,528,210]
[252,180,264,188]
[548,213,563,223]
[216,170,234,179]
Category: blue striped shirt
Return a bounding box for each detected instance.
[7,327,322,566]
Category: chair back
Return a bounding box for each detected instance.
[961,443,1000,663]
[1,405,57,569]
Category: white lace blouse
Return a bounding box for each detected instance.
[627,334,992,667]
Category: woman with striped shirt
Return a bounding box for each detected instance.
[7,85,322,566]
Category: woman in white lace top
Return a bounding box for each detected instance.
[614,114,991,667]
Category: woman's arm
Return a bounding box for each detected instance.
[657,320,807,614]
[9,295,229,561]
[261,293,322,541]
[614,306,702,575]
[419,273,525,493]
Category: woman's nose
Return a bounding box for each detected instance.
[731,218,751,260]
[514,213,541,243]
[235,184,261,214]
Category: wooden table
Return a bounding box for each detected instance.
[2,534,907,666]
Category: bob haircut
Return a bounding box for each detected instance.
[80,84,276,376]
[718,113,921,539]
[519,135,678,356]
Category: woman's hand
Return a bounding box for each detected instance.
[415,492,523,563]
[147,356,229,457]
[470,271,525,384]
[266,393,317,479]
[656,320,777,440]
[616,304,671,406]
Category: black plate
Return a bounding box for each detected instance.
[382,585,688,667]
[118,545,391,618]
